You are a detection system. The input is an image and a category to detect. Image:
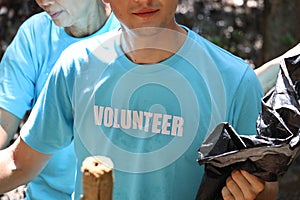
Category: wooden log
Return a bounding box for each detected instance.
[81,156,114,200]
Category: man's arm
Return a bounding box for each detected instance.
[0,108,21,149]
[255,60,280,94]
[0,136,51,194]
[255,43,300,93]
[221,170,278,200]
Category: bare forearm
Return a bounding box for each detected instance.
[0,137,51,193]
[255,61,280,94]
[0,126,11,148]
[255,43,300,94]
[0,109,21,149]
[0,146,28,193]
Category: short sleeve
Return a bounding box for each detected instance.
[228,66,264,135]
[0,20,38,119]
[20,56,74,154]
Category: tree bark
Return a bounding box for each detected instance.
[262,0,300,63]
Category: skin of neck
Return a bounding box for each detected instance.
[121,23,187,64]
[65,2,111,38]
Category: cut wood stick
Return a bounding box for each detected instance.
[81,156,114,200]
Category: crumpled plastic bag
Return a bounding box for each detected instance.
[196,54,300,200]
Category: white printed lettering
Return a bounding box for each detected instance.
[161,114,172,135]
[143,112,153,132]
[132,110,143,130]
[113,108,120,128]
[93,106,184,137]
[103,107,113,127]
[171,116,184,137]
[121,109,131,129]
[152,113,162,134]
[94,106,104,125]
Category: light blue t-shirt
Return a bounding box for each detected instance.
[0,12,120,199]
[21,27,263,200]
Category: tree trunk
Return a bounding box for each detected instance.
[262,0,300,63]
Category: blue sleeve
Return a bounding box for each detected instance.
[228,67,264,135]
[20,56,74,154]
[0,19,38,119]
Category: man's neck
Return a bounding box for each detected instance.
[121,25,187,64]
[65,4,111,38]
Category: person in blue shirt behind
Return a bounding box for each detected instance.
[0,0,119,199]
[0,0,280,199]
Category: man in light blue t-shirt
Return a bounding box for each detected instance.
[0,0,119,199]
[0,0,278,199]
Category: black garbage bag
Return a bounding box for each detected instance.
[196,54,300,200]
